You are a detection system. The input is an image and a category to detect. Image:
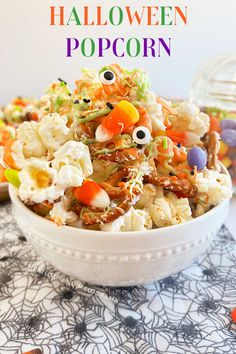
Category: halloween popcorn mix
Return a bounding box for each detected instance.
[1,65,232,230]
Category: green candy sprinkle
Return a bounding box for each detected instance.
[4,169,21,188]
[162,138,168,150]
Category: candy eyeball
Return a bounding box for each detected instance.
[99,70,116,85]
[132,126,152,145]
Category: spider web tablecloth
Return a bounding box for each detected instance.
[0,202,236,354]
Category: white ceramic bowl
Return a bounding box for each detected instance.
[9,175,231,286]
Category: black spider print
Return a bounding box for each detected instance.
[62,288,74,300]
[1,271,12,284]
[55,342,74,354]
[23,314,44,336]
[34,269,51,283]
[0,251,21,265]
[52,284,78,304]
[198,298,221,314]
[18,235,27,243]
[62,312,103,346]
[124,316,138,329]
[159,275,184,293]
[0,255,13,262]
[0,268,14,298]
[202,267,218,282]
[217,225,235,242]
[163,320,204,346]
[3,306,51,341]
[74,320,87,334]
[95,285,135,302]
[179,322,202,340]
[119,315,145,337]
[103,304,146,339]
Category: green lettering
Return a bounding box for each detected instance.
[109,7,124,26]
[127,38,141,57]
[161,6,172,25]
[81,38,95,57]
[67,7,81,25]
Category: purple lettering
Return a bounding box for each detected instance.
[66,38,79,57]
[113,38,125,57]
[98,38,111,57]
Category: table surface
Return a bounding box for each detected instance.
[0,201,236,354]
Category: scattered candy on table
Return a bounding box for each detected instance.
[22,350,43,354]
[231,308,236,323]
[204,107,236,189]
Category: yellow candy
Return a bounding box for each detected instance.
[117,100,140,125]
[219,141,229,156]
[221,156,232,168]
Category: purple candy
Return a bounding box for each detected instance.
[187,147,207,171]
[221,129,236,147]
[221,119,236,131]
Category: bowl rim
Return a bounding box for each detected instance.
[9,162,232,238]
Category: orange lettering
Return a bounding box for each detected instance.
[50,6,64,26]
[97,6,108,25]
[174,6,187,25]
[125,6,145,25]
[147,6,159,25]
[84,7,95,25]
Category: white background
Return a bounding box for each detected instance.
[0,0,235,104]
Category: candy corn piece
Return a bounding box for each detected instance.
[73,180,110,209]
[95,101,140,142]
[231,308,236,323]
[22,349,42,354]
